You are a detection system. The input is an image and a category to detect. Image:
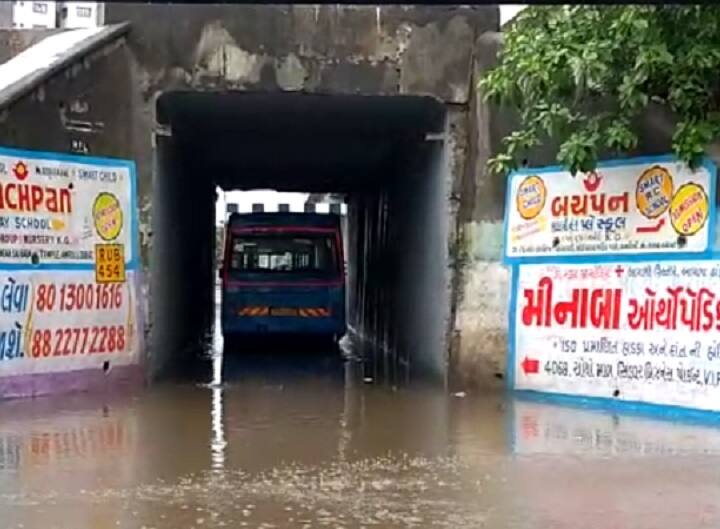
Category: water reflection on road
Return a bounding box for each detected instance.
[1,345,720,528]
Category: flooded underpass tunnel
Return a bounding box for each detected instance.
[6,6,720,527]
[151,92,452,383]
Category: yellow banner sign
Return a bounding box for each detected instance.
[95,244,126,284]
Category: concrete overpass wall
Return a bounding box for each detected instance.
[105,4,504,384]
[452,31,720,390]
[451,31,509,390]
[0,5,514,389]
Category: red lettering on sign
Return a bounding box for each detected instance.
[0,183,72,213]
[550,192,629,218]
[521,277,623,330]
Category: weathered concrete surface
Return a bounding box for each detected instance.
[106,5,496,100]
[449,31,508,390]
[0,34,134,158]
[453,226,508,389]
[0,5,512,388]
[0,25,131,115]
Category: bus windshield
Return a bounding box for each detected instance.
[229,232,339,276]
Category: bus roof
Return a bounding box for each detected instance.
[227,211,341,229]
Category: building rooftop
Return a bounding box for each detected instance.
[0,22,128,110]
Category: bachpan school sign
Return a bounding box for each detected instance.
[505,157,716,262]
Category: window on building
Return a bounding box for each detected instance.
[76,6,92,17]
[32,2,48,14]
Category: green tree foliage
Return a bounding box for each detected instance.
[480,6,720,175]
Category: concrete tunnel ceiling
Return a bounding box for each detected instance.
[152,91,453,383]
[155,92,447,192]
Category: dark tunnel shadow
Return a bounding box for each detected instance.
[152,92,451,385]
[156,337,348,388]
[221,340,347,384]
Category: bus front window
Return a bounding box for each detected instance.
[230,233,338,276]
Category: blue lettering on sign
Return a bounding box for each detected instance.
[1,278,29,313]
[0,323,23,360]
[14,217,51,231]
[77,169,98,181]
[99,170,118,183]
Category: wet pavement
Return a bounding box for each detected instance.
[2,315,720,528]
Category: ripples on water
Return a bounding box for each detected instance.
[2,339,720,528]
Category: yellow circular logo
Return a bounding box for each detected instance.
[669,183,709,236]
[635,165,674,219]
[93,192,123,241]
[516,175,546,220]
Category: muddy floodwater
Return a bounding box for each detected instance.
[2,346,720,529]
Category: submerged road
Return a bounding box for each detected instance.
[1,294,719,528]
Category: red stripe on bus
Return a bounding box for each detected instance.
[231,226,337,235]
[226,280,344,288]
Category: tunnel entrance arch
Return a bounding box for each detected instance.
[151,92,455,383]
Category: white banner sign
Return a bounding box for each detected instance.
[0,148,136,267]
[505,157,715,261]
[514,260,720,412]
[0,270,140,377]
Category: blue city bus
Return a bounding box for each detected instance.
[219,211,346,346]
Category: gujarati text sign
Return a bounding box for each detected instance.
[514,261,720,412]
[0,269,140,378]
[505,157,715,261]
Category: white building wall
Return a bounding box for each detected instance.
[12,1,103,29]
[12,1,57,29]
[60,1,103,29]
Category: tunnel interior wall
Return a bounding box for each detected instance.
[152,135,216,376]
[348,128,451,383]
[391,137,451,379]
